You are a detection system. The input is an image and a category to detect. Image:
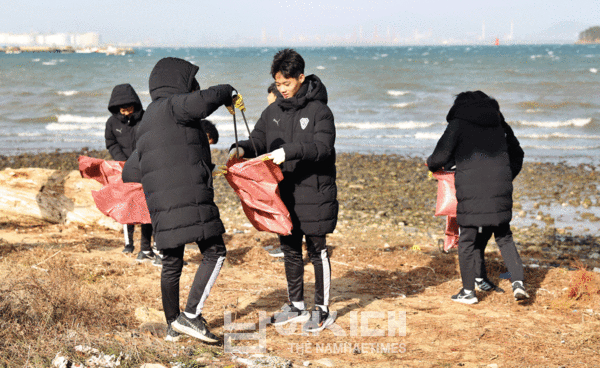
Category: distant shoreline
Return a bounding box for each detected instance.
[0,46,134,55]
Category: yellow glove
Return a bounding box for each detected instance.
[428,171,434,180]
[233,94,246,112]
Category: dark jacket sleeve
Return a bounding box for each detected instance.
[283,104,335,162]
[427,120,460,172]
[233,110,268,158]
[122,150,141,183]
[502,120,524,179]
[105,117,127,161]
[170,84,234,125]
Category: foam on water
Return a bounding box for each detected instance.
[415,132,442,140]
[514,118,592,128]
[387,90,410,97]
[521,132,600,139]
[336,121,437,130]
[57,91,79,96]
[392,102,414,109]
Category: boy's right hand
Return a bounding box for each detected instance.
[229,147,244,159]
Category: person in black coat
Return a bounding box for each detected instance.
[136,57,236,343]
[104,83,153,258]
[231,49,338,332]
[427,91,529,304]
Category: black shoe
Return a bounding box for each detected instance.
[303,307,336,333]
[512,281,530,301]
[451,289,478,304]
[475,278,505,293]
[270,303,310,326]
[152,255,162,267]
[135,251,155,262]
[122,245,134,254]
[165,324,181,342]
[171,314,219,344]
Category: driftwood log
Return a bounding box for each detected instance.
[0,168,121,230]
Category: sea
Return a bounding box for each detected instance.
[1,45,600,165]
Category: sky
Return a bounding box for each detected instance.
[0,0,599,46]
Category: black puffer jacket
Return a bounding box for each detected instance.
[427,99,522,227]
[234,75,338,236]
[105,84,144,161]
[136,57,234,249]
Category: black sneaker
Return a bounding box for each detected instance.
[152,256,162,267]
[165,324,181,342]
[135,251,155,262]
[451,289,478,304]
[303,307,336,333]
[270,303,310,326]
[512,281,530,301]
[475,278,505,293]
[122,245,134,254]
[172,314,219,343]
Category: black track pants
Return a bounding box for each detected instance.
[279,229,331,306]
[124,223,153,252]
[160,236,227,324]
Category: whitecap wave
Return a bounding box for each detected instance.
[336,121,437,130]
[415,132,442,140]
[387,90,410,97]
[521,132,600,139]
[56,114,107,124]
[392,102,414,108]
[316,66,325,70]
[57,90,79,96]
[515,118,592,128]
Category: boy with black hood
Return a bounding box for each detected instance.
[230,49,338,332]
[427,90,529,305]
[105,83,153,260]
[136,57,236,343]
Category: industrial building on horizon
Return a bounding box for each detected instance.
[0,32,100,47]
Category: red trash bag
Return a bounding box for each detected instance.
[432,170,457,217]
[78,156,151,224]
[443,216,459,252]
[224,155,293,235]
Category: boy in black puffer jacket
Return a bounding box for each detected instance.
[231,49,338,332]
[427,91,528,305]
[136,57,236,343]
[105,83,153,259]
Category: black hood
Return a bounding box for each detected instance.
[149,57,200,101]
[108,84,143,114]
[278,74,328,110]
[108,84,143,124]
[446,98,501,127]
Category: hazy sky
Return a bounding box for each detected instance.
[1,0,599,45]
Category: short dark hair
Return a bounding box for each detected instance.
[200,119,219,144]
[271,49,305,79]
[267,82,277,94]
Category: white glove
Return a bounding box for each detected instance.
[268,148,285,165]
[229,147,244,158]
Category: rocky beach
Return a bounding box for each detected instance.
[0,149,599,367]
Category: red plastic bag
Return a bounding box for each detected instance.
[78,156,151,224]
[224,155,293,235]
[432,170,457,217]
[443,216,459,252]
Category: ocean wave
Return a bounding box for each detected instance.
[523,144,598,151]
[42,60,57,66]
[387,90,410,97]
[591,68,598,74]
[521,132,600,139]
[316,66,326,70]
[518,101,593,109]
[336,122,437,130]
[415,132,442,140]
[57,90,79,96]
[392,102,414,109]
[56,114,107,124]
[513,118,592,128]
